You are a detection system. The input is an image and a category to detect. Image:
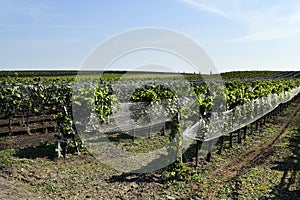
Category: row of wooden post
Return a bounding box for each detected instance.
[194,93,298,167]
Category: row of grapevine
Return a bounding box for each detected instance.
[0,76,299,160]
[72,77,300,170]
[1,78,299,136]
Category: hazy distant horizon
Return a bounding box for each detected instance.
[0,68,298,74]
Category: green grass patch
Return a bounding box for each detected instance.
[0,149,16,165]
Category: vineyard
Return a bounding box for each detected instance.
[0,71,300,199]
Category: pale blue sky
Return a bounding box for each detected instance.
[1,0,300,73]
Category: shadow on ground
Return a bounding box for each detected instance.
[13,142,56,160]
[260,126,300,200]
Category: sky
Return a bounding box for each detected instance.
[0,0,300,73]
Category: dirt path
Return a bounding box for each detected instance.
[204,98,300,199]
[0,132,57,151]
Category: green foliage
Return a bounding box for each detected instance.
[130,84,179,125]
[94,83,116,123]
[52,111,75,137]
[0,149,16,165]
[221,70,280,80]
[162,158,191,181]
